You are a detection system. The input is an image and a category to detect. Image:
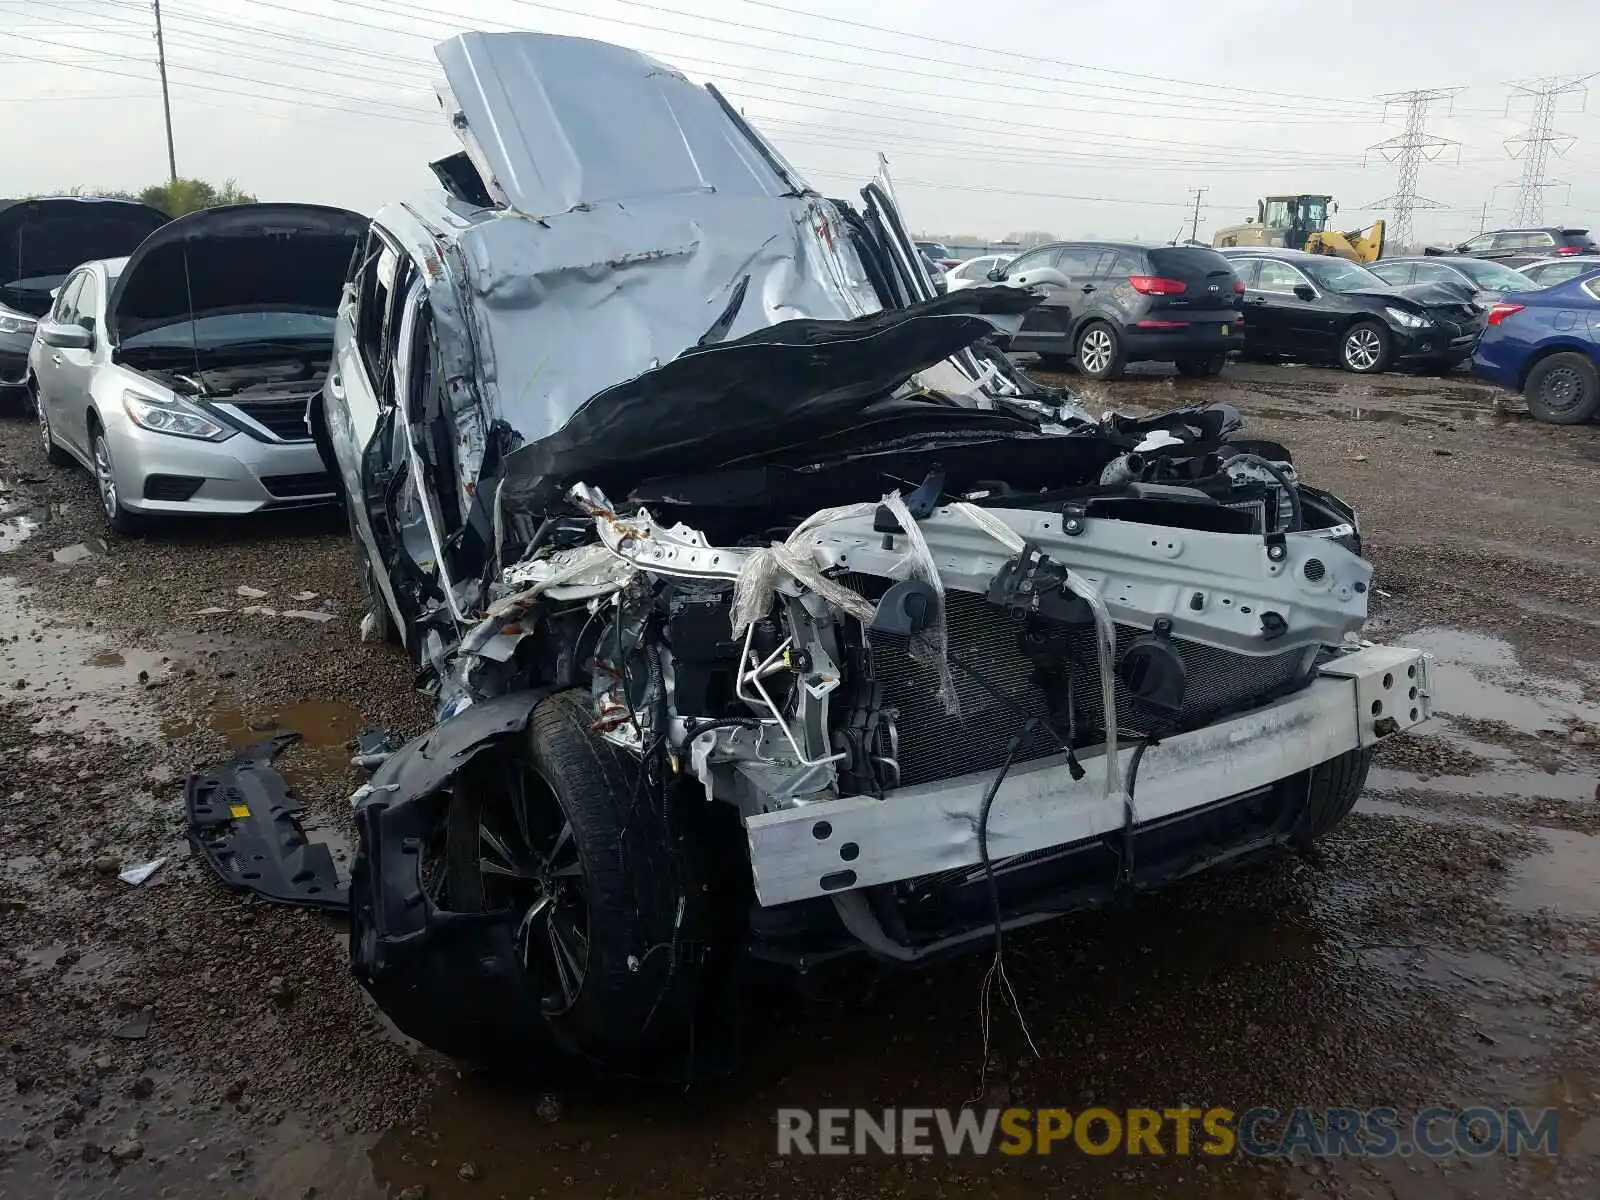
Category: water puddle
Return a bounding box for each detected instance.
[0,577,167,738]
[0,508,43,552]
[1409,626,1600,733]
[1359,798,1600,921]
[163,698,363,777]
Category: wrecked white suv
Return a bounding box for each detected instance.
[314,31,1436,1070]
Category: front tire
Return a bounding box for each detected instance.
[1339,321,1391,374]
[444,690,709,1065]
[90,425,147,535]
[1524,352,1600,424]
[34,384,71,466]
[1289,748,1373,849]
[1075,321,1127,380]
[1175,354,1226,378]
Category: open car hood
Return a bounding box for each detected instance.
[107,202,366,343]
[0,196,168,313]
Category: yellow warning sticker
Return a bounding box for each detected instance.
[229,804,251,819]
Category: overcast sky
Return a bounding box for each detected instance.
[3,0,1598,246]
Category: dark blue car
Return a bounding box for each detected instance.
[1471,269,1600,423]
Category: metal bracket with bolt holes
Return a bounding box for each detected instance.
[744,643,1433,906]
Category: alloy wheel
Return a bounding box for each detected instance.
[479,760,590,1016]
[92,434,118,520]
[1536,365,1584,414]
[1079,328,1114,375]
[1344,327,1382,371]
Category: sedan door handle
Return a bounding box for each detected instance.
[51,353,63,365]
[1245,296,1268,305]
[1081,284,1097,293]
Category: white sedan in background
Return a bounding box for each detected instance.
[942,254,1013,292]
[1516,256,1600,289]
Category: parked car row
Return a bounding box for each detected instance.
[3,196,363,532]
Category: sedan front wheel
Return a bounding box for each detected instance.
[91,427,147,535]
[1340,321,1391,374]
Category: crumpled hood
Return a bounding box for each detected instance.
[498,286,1040,495]
[1348,281,1477,310]
[424,31,1032,501]
[108,202,366,343]
[0,196,168,314]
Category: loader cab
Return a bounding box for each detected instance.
[1262,195,1334,253]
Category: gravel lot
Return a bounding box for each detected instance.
[2,361,1597,1200]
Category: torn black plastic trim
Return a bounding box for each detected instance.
[184,733,348,911]
[348,689,557,1062]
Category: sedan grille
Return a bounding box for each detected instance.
[224,399,313,443]
[848,581,1316,790]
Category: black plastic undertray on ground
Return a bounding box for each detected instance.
[184,732,349,911]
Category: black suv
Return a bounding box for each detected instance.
[1434,227,1597,268]
[994,240,1244,379]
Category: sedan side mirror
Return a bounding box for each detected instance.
[1293,283,1316,301]
[986,266,1008,282]
[40,323,93,350]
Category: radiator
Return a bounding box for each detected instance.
[851,583,1316,790]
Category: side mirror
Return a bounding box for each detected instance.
[1293,283,1316,301]
[987,266,1008,282]
[40,323,93,350]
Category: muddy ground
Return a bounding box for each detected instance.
[1,361,1598,1200]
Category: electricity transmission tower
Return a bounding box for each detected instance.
[1364,88,1462,251]
[1503,74,1596,226]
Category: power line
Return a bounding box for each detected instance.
[1363,87,1462,250]
[588,0,1378,115]
[729,0,1381,108]
[1503,73,1596,226]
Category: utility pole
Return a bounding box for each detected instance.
[152,0,177,183]
[1478,199,1490,234]
[1363,87,1462,252]
[1187,186,1207,244]
[1503,73,1595,226]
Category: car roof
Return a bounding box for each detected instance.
[1479,226,1588,237]
[1375,255,1477,265]
[1219,247,1325,260]
[1522,254,1600,267]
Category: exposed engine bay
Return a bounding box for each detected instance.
[153,356,330,402]
[332,30,1434,1073]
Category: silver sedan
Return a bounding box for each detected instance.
[28,203,365,533]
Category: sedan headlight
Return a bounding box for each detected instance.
[1383,306,1431,329]
[122,390,234,441]
[0,307,36,336]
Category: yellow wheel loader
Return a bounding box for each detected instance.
[1213,195,1385,262]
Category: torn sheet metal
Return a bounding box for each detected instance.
[184,734,348,911]
[434,32,799,215]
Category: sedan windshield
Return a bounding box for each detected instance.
[1301,258,1384,293]
[121,311,334,350]
[1455,260,1534,291]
